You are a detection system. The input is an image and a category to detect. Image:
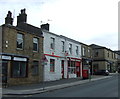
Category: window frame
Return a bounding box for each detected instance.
[12,61,27,78]
[76,46,79,56]
[50,59,55,72]
[61,41,65,52]
[50,37,55,50]
[17,33,24,49]
[32,61,39,75]
[94,50,99,57]
[69,43,72,54]
[33,37,39,52]
[68,61,76,74]
[82,47,85,56]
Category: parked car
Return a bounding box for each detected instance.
[94,70,109,76]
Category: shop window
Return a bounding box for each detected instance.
[68,61,76,74]
[50,59,55,72]
[12,61,27,77]
[33,38,39,52]
[17,33,24,49]
[32,61,39,75]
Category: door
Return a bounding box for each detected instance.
[76,62,81,77]
[61,60,64,79]
[2,60,8,86]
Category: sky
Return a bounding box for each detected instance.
[0,0,119,50]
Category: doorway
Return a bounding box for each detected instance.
[61,60,64,79]
[2,60,8,87]
[76,62,81,77]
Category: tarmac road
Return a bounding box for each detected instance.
[31,75,118,97]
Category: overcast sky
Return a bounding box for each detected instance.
[0,0,119,50]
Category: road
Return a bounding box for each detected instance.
[2,75,119,98]
[32,75,118,97]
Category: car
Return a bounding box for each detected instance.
[94,70,109,76]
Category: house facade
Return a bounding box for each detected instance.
[41,24,82,81]
[114,50,120,71]
[90,44,118,73]
[80,43,93,77]
[0,9,44,86]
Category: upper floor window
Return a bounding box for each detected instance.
[112,53,114,59]
[76,46,79,55]
[50,37,55,50]
[107,51,109,57]
[82,47,85,56]
[33,38,39,52]
[88,49,91,57]
[69,43,72,54]
[17,33,23,49]
[115,54,117,59]
[61,41,65,52]
[94,50,98,57]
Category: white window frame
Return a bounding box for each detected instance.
[33,37,39,52]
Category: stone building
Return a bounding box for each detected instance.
[80,43,93,75]
[0,9,44,86]
[90,44,118,73]
[114,50,120,71]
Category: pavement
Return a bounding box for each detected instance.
[1,73,117,96]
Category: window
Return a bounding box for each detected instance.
[76,46,79,55]
[50,59,55,72]
[17,33,23,49]
[88,49,90,57]
[33,38,38,52]
[93,64,99,72]
[115,54,117,59]
[61,41,65,52]
[112,53,114,59]
[32,61,39,75]
[12,61,27,77]
[50,37,55,50]
[82,47,85,56]
[69,44,72,54]
[107,51,109,57]
[68,61,76,74]
[94,50,98,57]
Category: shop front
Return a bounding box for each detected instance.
[67,57,82,78]
[82,58,92,79]
[0,53,28,87]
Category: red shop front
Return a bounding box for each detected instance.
[67,57,82,78]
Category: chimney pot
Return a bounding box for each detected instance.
[5,11,13,25]
[17,8,27,25]
[41,23,49,31]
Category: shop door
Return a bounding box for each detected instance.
[76,62,80,77]
[2,61,8,86]
[61,60,64,79]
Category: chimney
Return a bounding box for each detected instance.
[5,11,13,25]
[17,8,27,25]
[41,23,49,31]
